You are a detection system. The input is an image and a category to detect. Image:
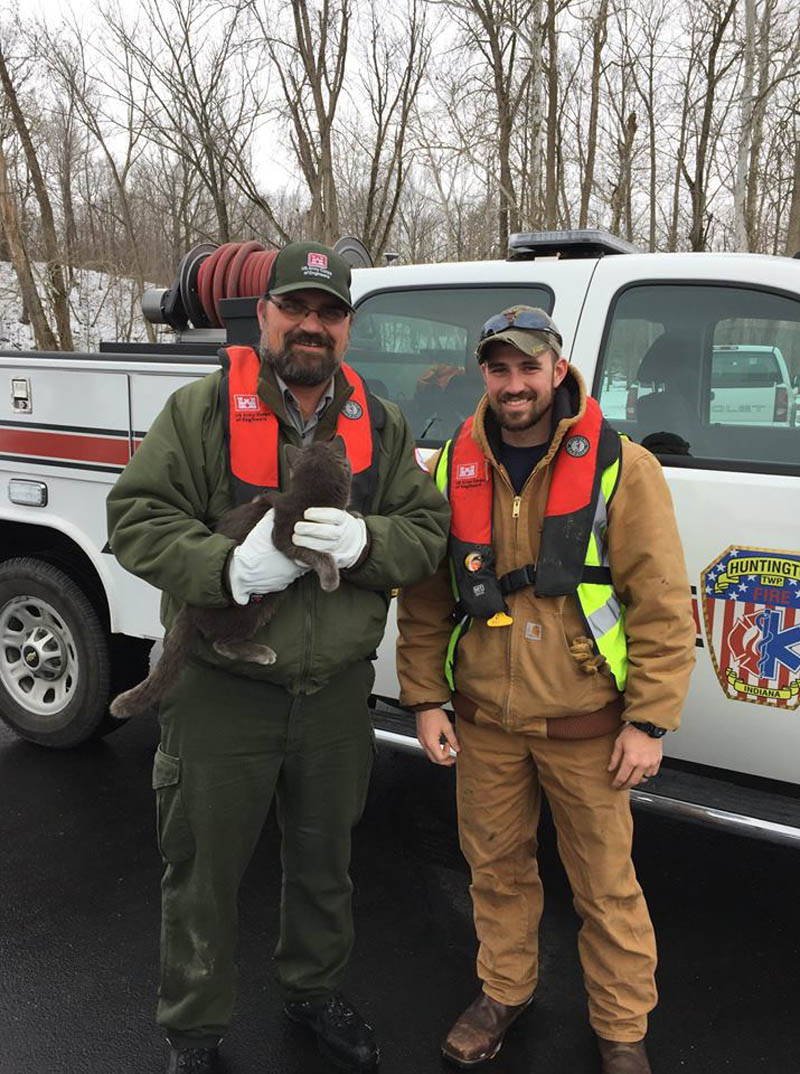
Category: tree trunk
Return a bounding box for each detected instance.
[0,47,74,349]
[579,0,607,229]
[544,0,559,228]
[787,132,800,256]
[0,139,59,350]
[527,0,544,230]
[733,0,756,250]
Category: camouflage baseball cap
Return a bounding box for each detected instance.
[475,305,563,363]
[267,241,353,309]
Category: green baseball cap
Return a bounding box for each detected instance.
[475,305,563,363]
[267,241,353,310]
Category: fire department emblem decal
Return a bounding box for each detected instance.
[701,545,800,709]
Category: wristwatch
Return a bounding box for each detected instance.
[627,720,668,739]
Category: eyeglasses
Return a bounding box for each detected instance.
[268,295,350,325]
[479,308,563,348]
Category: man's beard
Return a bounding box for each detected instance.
[260,330,340,386]
[488,388,554,431]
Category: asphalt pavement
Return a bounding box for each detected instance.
[1,712,798,1074]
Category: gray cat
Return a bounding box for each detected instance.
[110,437,352,719]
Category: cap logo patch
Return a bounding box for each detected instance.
[308,252,328,270]
[234,394,262,413]
[343,400,363,419]
[566,435,590,457]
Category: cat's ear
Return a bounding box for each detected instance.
[330,435,347,457]
[284,444,303,473]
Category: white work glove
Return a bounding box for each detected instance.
[227,508,308,605]
[292,507,368,570]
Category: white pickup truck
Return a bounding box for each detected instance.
[1,231,798,844]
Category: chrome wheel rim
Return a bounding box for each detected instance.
[0,595,78,716]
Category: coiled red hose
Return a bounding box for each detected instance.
[195,242,278,328]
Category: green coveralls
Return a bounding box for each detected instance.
[107,364,450,1045]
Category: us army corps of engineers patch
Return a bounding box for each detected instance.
[702,546,800,709]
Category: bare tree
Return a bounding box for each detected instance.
[625,0,673,250]
[256,0,351,244]
[0,133,58,349]
[42,24,158,338]
[578,0,608,229]
[104,0,284,246]
[336,0,429,258]
[0,32,74,348]
[679,0,739,251]
[786,110,800,256]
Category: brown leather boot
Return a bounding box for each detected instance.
[597,1037,652,1074]
[441,991,533,1067]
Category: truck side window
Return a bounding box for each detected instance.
[347,285,552,443]
[594,284,800,471]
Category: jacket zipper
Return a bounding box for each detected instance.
[501,477,521,724]
[299,574,315,683]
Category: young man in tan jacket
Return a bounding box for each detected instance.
[396,307,696,1074]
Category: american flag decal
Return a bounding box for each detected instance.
[701,545,800,709]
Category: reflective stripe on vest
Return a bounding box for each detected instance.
[224,344,374,492]
[437,405,628,693]
[575,455,627,692]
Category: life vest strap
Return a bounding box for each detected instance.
[499,562,613,595]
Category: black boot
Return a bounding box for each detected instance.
[165,1041,221,1073]
[284,992,379,1072]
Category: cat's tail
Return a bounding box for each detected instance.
[109,610,193,720]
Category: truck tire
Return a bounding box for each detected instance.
[0,557,112,748]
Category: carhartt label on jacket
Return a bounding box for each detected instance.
[525,622,542,641]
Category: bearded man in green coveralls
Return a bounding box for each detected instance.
[107,241,449,1074]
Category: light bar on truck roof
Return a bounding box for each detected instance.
[507,229,639,261]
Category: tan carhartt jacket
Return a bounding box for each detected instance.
[396,366,696,734]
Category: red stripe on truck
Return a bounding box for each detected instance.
[0,427,130,466]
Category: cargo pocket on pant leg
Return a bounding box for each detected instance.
[152,746,196,864]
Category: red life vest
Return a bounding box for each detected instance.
[221,345,380,509]
[439,396,619,619]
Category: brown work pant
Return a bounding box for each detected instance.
[456,718,657,1042]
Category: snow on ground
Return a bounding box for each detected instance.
[0,261,158,352]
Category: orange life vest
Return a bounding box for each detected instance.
[440,396,620,620]
[220,345,381,511]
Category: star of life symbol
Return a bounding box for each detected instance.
[701,545,800,709]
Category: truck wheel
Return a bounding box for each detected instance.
[0,557,111,748]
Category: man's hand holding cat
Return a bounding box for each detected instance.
[292,507,368,570]
[228,509,309,605]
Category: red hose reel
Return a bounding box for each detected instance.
[194,242,277,328]
[142,236,370,333]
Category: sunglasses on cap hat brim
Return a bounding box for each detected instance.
[479,309,563,349]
